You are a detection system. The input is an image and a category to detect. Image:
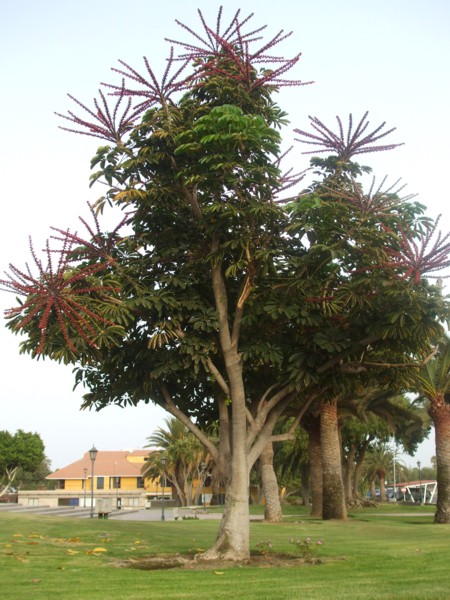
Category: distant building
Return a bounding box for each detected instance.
[386,480,437,504]
[18,449,169,510]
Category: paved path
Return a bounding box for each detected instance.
[112,508,264,521]
[0,504,240,521]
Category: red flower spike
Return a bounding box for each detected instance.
[295,112,403,161]
[50,202,128,265]
[167,7,311,90]
[326,176,416,217]
[1,237,120,355]
[105,47,193,113]
[55,81,143,143]
[384,216,450,282]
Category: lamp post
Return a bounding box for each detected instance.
[83,468,88,508]
[89,446,98,518]
[161,456,166,521]
[417,460,422,505]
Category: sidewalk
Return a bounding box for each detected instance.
[111,508,265,521]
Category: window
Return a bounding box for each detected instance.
[110,476,120,489]
[97,477,104,490]
[137,477,145,489]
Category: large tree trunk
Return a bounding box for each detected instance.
[304,417,323,517]
[260,441,282,522]
[200,334,250,561]
[321,400,347,520]
[430,396,450,524]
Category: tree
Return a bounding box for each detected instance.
[2,8,449,560]
[16,457,52,490]
[414,335,450,523]
[2,10,311,561]
[340,390,428,503]
[283,113,450,519]
[144,417,210,506]
[0,430,46,496]
[363,443,408,501]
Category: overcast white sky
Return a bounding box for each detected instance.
[0,0,449,470]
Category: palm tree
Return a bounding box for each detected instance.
[340,390,427,503]
[363,444,394,501]
[144,417,210,506]
[415,336,450,523]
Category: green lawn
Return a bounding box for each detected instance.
[1,506,449,600]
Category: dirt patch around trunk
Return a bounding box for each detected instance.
[115,553,340,571]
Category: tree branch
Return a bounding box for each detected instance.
[206,357,230,396]
[247,384,293,449]
[316,334,380,374]
[270,393,318,442]
[231,246,254,349]
[247,392,297,469]
[211,237,232,352]
[159,383,220,466]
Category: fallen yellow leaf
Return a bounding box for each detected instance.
[214,571,224,575]
[15,556,29,563]
[65,549,80,555]
[92,547,107,553]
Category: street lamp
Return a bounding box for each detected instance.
[89,446,98,518]
[161,456,166,521]
[83,467,88,508]
[417,460,422,505]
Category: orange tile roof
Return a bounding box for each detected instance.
[47,450,153,480]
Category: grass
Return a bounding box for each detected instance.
[1,505,449,600]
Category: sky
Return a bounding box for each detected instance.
[0,0,449,471]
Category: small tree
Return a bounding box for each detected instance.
[0,430,46,495]
[414,336,450,523]
[144,417,210,507]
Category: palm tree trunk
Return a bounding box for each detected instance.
[321,400,347,520]
[369,478,376,501]
[377,470,387,502]
[344,444,356,503]
[430,397,450,524]
[260,441,283,522]
[352,437,372,499]
[305,416,323,517]
[300,462,310,507]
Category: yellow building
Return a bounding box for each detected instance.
[19,449,169,509]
